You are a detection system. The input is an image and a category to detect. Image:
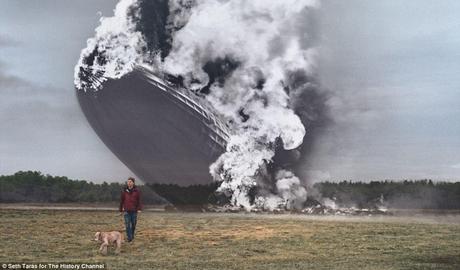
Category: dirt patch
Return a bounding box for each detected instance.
[140,225,281,241]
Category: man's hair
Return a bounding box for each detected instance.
[127,177,135,183]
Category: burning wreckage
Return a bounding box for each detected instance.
[203,196,390,216]
[207,205,389,216]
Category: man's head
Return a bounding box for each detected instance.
[127,177,135,189]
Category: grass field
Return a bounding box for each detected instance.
[1,209,460,270]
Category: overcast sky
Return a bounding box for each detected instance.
[311,1,460,182]
[0,0,133,183]
[0,0,459,183]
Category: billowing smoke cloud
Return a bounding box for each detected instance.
[75,0,327,210]
[254,169,308,210]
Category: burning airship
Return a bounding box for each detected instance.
[77,65,231,205]
[75,0,322,209]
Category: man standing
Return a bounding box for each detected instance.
[119,177,142,242]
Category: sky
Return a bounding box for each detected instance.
[0,0,133,183]
[309,1,460,181]
[0,0,459,183]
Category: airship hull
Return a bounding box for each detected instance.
[76,67,229,205]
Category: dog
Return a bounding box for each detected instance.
[94,231,123,255]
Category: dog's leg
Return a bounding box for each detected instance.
[99,241,108,255]
[115,238,122,254]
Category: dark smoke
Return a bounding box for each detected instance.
[129,0,171,59]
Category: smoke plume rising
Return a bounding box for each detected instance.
[75,0,328,210]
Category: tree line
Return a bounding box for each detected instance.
[0,171,459,209]
[0,171,165,204]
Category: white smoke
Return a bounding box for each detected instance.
[209,134,274,209]
[162,0,319,209]
[74,0,146,90]
[254,170,308,210]
[167,0,196,33]
[322,197,337,210]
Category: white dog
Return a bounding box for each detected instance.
[94,231,123,255]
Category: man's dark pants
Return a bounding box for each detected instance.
[124,211,137,242]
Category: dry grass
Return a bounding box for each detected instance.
[1,209,459,270]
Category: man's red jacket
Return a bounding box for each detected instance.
[119,186,143,212]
